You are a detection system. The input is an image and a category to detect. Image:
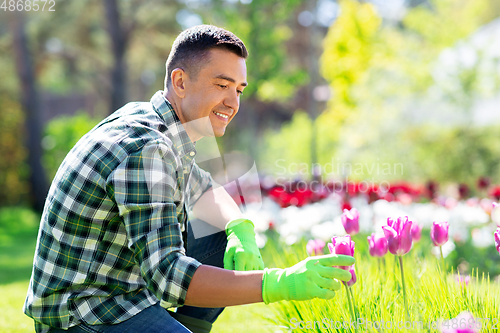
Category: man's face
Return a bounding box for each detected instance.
[179,48,247,139]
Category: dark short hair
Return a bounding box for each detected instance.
[165,25,248,89]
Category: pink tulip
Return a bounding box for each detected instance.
[455,274,470,287]
[328,235,355,270]
[440,312,479,333]
[382,216,413,256]
[367,233,388,257]
[341,208,360,235]
[411,221,422,242]
[431,221,449,246]
[306,239,325,256]
[345,265,357,287]
[495,228,500,255]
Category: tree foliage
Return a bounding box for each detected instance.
[202,0,308,101]
[1,1,186,208]
[0,96,29,206]
[42,112,100,180]
[2,0,500,207]
[316,0,381,167]
[337,0,500,185]
[183,0,312,156]
[320,0,381,109]
[260,0,383,175]
[408,125,500,187]
[260,111,313,174]
[259,0,500,187]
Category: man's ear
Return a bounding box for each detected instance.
[170,68,187,98]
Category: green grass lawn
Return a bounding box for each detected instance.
[0,281,34,333]
[212,303,283,333]
[0,219,38,333]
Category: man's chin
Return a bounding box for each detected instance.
[205,119,227,138]
[213,129,225,137]
[201,127,225,138]
[211,124,227,137]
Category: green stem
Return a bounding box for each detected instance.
[348,287,356,317]
[378,257,383,291]
[398,256,410,322]
[382,256,386,277]
[440,246,448,292]
[394,255,397,277]
[345,283,357,332]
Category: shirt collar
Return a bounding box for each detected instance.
[150,90,196,158]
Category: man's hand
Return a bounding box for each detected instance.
[224,219,264,271]
[262,254,355,304]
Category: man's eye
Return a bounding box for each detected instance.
[237,90,243,96]
[218,84,227,89]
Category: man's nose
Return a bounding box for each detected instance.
[224,90,240,113]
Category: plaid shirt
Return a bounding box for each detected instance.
[24,91,213,332]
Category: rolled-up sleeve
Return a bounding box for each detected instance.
[107,142,201,308]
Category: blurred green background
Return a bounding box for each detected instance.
[1,0,500,331]
[1,0,500,209]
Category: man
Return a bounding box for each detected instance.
[24,25,354,332]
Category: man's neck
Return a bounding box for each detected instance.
[163,90,202,142]
[163,90,181,120]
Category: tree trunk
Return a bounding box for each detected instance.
[104,0,128,114]
[9,11,49,212]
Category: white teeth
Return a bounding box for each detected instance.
[213,111,229,119]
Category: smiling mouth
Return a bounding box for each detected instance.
[213,111,230,119]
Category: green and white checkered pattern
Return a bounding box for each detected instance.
[24,91,213,332]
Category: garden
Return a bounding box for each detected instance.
[2,0,500,332]
[4,178,500,332]
[227,178,500,332]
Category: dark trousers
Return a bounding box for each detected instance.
[173,218,228,328]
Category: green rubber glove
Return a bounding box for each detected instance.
[224,218,264,271]
[262,254,355,304]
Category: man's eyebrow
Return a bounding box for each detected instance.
[215,74,248,87]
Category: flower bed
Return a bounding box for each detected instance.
[233,178,500,332]
[261,233,499,332]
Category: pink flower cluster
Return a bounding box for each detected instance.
[382,217,413,256]
[341,208,359,235]
[303,204,498,328]
[306,239,325,256]
[308,203,500,290]
[367,233,388,257]
[431,221,449,246]
[338,207,446,258]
